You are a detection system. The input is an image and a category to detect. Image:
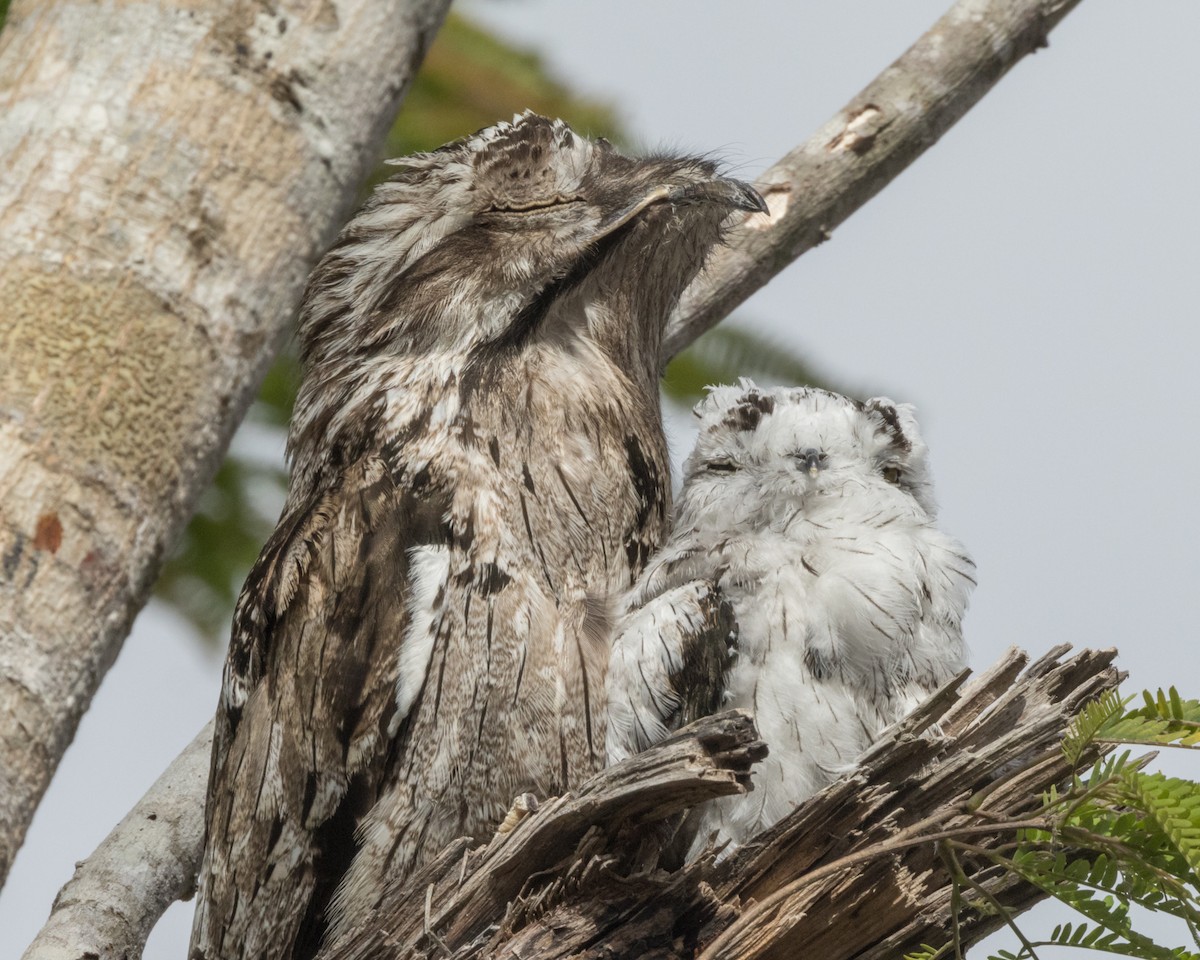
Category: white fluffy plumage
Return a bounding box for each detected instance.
[607,380,975,853]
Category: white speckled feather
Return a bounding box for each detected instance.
[609,380,974,854]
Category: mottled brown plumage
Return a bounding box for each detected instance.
[189,113,764,960]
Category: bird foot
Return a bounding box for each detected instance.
[495,792,542,836]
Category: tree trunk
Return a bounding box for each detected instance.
[0,0,450,887]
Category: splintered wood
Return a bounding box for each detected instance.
[326,645,1119,960]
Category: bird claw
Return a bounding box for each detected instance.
[495,792,541,836]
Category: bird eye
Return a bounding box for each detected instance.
[705,459,738,474]
[487,196,583,215]
[882,466,903,484]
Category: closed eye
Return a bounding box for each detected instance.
[488,196,584,214]
[705,459,738,474]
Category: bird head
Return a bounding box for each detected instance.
[677,380,939,531]
[297,112,764,377]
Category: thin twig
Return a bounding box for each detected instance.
[938,843,966,960]
[944,841,1043,960]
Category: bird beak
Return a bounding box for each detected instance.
[597,177,767,238]
[669,178,768,214]
[801,448,823,478]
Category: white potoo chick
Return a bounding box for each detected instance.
[607,381,975,853]
[189,114,765,960]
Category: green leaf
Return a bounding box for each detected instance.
[663,322,857,409]
[1122,773,1200,877]
[1064,691,1132,767]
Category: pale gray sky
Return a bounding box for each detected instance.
[4,2,1198,956]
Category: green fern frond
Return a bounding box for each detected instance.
[1043,920,1200,958]
[1063,688,1200,778]
[1010,848,1200,956]
[1101,691,1200,749]
[1122,773,1200,876]
[980,687,1200,959]
[1064,691,1131,767]
[1017,835,1200,924]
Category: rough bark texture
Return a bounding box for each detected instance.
[21,722,213,960]
[328,645,1120,959]
[0,0,450,886]
[664,0,1085,358]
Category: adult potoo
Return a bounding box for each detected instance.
[189,114,765,960]
[607,382,975,854]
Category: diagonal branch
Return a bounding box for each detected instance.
[665,0,1085,358]
[21,722,213,960]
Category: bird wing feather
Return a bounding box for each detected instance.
[191,455,449,960]
[605,578,735,763]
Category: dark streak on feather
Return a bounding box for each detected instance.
[519,491,554,589]
[432,647,449,718]
[294,773,372,960]
[476,562,512,596]
[866,399,912,452]
[555,464,591,527]
[575,634,596,761]
[558,732,570,793]
[722,391,775,432]
[464,216,637,375]
[512,646,527,707]
[623,434,664,574]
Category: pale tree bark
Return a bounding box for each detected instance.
[0,0,451,887]
[15,0,1095,954]
[21,723,213,960]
